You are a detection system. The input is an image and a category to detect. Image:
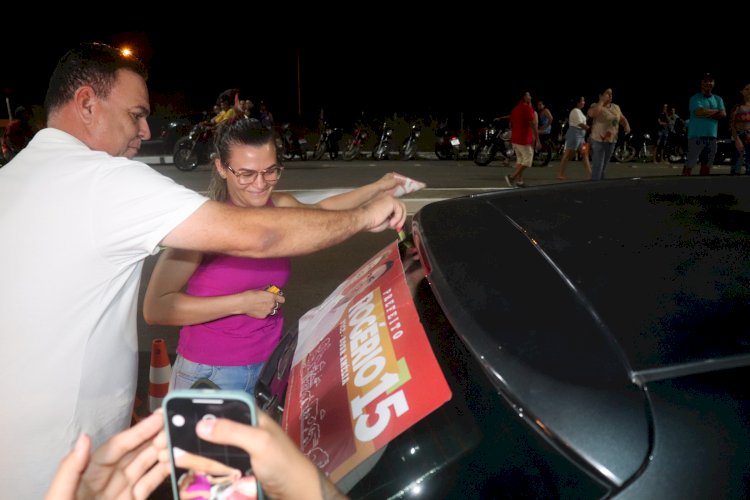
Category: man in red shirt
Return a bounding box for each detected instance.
[505,91,540,188]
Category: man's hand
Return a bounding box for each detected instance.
[360,194,407,233]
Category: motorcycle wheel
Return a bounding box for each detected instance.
[312,142,327,161]
[372,143,390,160]
[173,137,200,171]
[281,146,295,162]
[474,144,495,166]
[532,149,551,166]
[613,145,635,163]
[435,144,452,160]
[668,145,686,164]
[400,140,418,160]
[342,143,361,161]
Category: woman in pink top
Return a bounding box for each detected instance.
[143,119,411,394]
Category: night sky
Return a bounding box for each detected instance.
[2,29,744,137]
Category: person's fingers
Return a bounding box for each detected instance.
[196,412,320,498]
[132,461,171,500]
[389,200,407,230]
[123,441,161,489]
[44,433,91,500]
[93,410,164,466]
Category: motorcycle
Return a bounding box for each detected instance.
[279,123,308,161]
[342,124,369,161]
[173,122,215,171]
[533,118,566,166]
[613,131,653,163]
[665,128,687,164]
[434,119,462,160]
[400,123,421,160]
[371,121,394,160]
[312,121,341,160]
[473,117,514,166]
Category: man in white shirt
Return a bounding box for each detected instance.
[0,42,405,499]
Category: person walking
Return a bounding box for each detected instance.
[655,103,671,164]
[557,96,592,180]
[587,87,631,180]
[0,42,405,500]
[505,91,540,188]
[536,99,554,166]
[683,73,726,176]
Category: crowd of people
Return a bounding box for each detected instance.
[497,72,750,183]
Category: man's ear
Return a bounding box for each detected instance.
[73,86,97,124]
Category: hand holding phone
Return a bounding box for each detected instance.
[163,389,263,500]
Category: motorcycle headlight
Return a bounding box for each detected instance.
[386,129,393,137]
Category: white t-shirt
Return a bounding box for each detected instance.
[568,107,587,129]
[0,128,208,498]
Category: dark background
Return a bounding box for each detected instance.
[2,28,743,137]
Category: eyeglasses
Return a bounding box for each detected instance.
[224,164,284,185]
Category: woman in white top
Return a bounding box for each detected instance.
[557,96,592,180]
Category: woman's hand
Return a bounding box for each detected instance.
[237,289,286,318]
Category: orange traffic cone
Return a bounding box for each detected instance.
[148,338,172,412]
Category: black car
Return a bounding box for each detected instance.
[258,175,750,499]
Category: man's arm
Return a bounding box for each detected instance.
[162,196,406,258]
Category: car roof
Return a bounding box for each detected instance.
[412,175,750,485]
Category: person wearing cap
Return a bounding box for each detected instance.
[683,73,726,176]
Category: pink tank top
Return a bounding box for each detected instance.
[177,200,291,365]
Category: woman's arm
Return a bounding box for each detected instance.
[620,114,632,135]
[273,172,411,210]
[143,248,283,326]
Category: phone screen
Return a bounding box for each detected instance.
[164,390,262,500]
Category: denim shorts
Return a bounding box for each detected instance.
[169,354,265,396]
[685,137,717,167]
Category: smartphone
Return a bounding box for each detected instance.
[163,389,263,500]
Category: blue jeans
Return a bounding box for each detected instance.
[656,128,670,147]
[170,354,265,396]
[731,136,750,174]
[590,141,616,180]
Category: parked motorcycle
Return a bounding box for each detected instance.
[173,122,215,171]
[473,117,514,166]
[434,119,462,160]
[372,121,394,160]
[665,129,687,164]
[533,118,567,166]
[400,123,421,160]
[312,121,341,160]
[613,131,653,163]
[279,123,308,161]
[342,124,369,161]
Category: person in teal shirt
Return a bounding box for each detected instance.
[683,73,726,176]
